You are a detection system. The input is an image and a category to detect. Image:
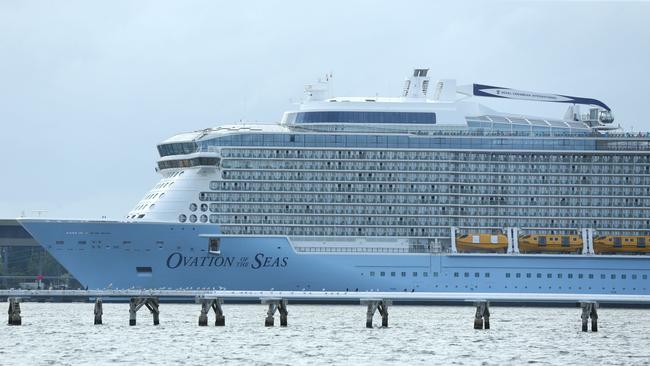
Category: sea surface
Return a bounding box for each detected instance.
[1,303,649,365]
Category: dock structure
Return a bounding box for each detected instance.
[7,297,21,325]
[473,301,490,329]
[3,289,650,331]
[129,297,160,326]
[197,297,225,326]
[94,298,103,325]
[362,298,391,328]
[580,301,598,332]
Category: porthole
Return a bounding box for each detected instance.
[200,215,208,223]
[189,203,197,212]
[209,215,218,223]
[149,204,155,210]
[200,203,208,212]
[178,214,187,223]
[189,214,197,223]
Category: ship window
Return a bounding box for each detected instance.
[137,214,145,218]
[537,273,542,278]
[611,274,616,280]
[390,272,395,277]
[643,275,648,280]
[380,272,385,277]
[207,238,220,254]
[189,215,197,223]
[433,272,439,277]
[621,274,626,280]
[136,266,152,273]
[568,274,573,279]
[485,273,490,278]
[526,273,531,278]
[401,272,406,277]
[190,203,198,212]
[547,273,552,279]
[505,273,511,278]
[589,274,594,279]
[474,272,479,278]
[179,214,187,223]
[601,274,606,279]
[454,272,459,277]
[464,272,469,277]
[516,273,521,278]
[412,272,417,277]
[578,274,583,279]
[78,241,86,245]
[370,271,375,276]
[423,272,428,277]
[557,274,562,279]
[632,274,637,280]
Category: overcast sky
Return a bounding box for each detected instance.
[1,1,649,219]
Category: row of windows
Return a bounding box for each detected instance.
[223,225,449,237]
[369,271,437,277]
[209,213,650,226]
[196,132,650,152]
[157,142,198,157]
[368,271,649,280]
[157,157,220,170]
[221,148,650,163]
[202,194,650,224]
[501,272,648,280]
[178,214,210,223]
[221,158,650,175]
[207,202,650,216]
[215,178,650,197]
[466,120,588,134]
[202,191,650,207]
[284,111,437,124]
[218,224,646,237]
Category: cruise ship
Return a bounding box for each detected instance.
[19,69,650,294]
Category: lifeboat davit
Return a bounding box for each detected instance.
[456,234,507,253]
[593,236,650,254]
[518,235,583,253]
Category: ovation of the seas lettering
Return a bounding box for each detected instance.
[166,252,288,270]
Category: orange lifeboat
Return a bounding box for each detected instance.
[593,236,650,254]
[456,234,508,253]
[518,235,582,253]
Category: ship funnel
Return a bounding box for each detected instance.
[402,68,430,99]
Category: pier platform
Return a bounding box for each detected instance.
[3,289,650,331]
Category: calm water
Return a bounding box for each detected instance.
[1,303,649,365]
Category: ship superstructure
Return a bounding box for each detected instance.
[19,69,650,293]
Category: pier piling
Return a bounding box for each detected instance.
[7,298,21,326]
[129,297,160,326]
[94,298,103,325]
[580,302,598,332]
[474,301,490,330]
[362,299,391,328]
[197,298,225,326]
[262,298,288,327]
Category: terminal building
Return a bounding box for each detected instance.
[0,219,78,289]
